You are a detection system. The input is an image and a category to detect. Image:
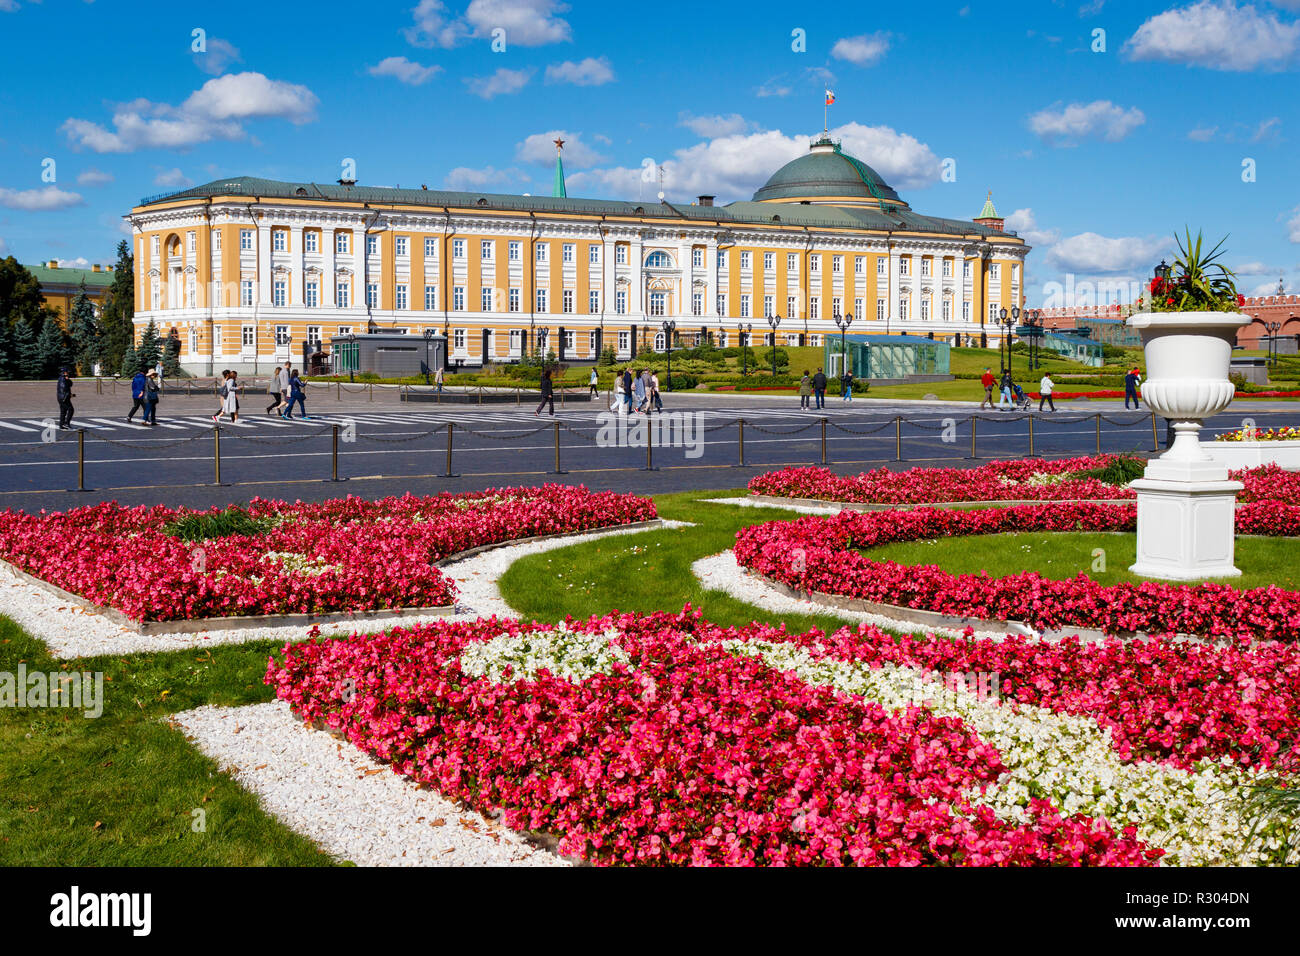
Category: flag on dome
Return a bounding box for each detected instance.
[825,89,835,105]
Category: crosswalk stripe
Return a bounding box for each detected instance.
[24,418,107,430]
[0,420,38,432]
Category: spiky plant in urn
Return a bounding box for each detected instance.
[1128,230,1248,579]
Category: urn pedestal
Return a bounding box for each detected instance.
[1126,312,1249,581]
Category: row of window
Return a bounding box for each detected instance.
[148,234,1018,284]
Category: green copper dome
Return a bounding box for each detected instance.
[753,138,903,206]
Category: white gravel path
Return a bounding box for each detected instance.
[170,700,568,867]
[706,496,845,514]
[691,549,1017,642]
[0,520,693,659]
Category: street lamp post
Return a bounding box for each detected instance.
[661,319,676,391]
[834,312,854,380]
[738,322,753,376]
[423,328,434,385]
[1266,320,1282,366]
[346,332,356,384]
[766,314,782,377]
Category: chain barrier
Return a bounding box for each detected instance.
[352,427,445,444]
[828,419,895,436]
[0,440,76,458]
[1099,414,1151,427]
[906,418,962,431]
[743,421,819,436]
[88,431,211,451]
[459,424,551,441]
[702,419,741,433]
[222,427,332,446]
[558,422,601,443]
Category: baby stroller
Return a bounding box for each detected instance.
[1010,383,1032,411]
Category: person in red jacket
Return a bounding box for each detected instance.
[979,368,996,409]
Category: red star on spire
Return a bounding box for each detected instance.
[554,138,565,151]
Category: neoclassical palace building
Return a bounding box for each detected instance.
[126,136,1030,374]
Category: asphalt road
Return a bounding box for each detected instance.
[0,391,1291,512]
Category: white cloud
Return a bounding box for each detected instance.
[569,122,943,202]
[1124,0,1300,71]
[57,257,92,269]
[0,0,20,11]
[404,0,470,48]
[368,55,443,85]
[192,37,242,75]
[1028,100,1145,144]
[544,56,614,86]
[464,0,571,46]
[76,167,113,186]
[516,130,604,168]
[830,32,891,66]
[465,66,533,98]
[678,112,754,138]
[1288,206,1300,243]
[1046,232,1171,273]
[153,167,192,187]
[62,72,318,153]
[1251,116,1282,141]
[755,76,792,97]
[443,165,519,190]
[1188,124,1219,141]
[0,186,85,211]
[1234,261,1281,275]
[1004,208,1061,248]
[0,236,7,255]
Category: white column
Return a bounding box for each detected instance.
[959,247,969,332]
[910,247,922,329]
[887,244,898,327]
[257,222,272,305]
[705,237,718,318]
[322,224,335,308]
[676,239,690,318]
[630,235,644,316]
[602,232,615,311]
[290,225,304,306]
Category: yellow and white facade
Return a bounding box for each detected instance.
[126,137,1029,374]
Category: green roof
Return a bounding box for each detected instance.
[752,139,903,205]
[25,264,114,289]
[136,175,1019,241]
[553,151,567,199]
[976,193,999,220]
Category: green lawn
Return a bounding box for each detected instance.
[863,530,1300,590]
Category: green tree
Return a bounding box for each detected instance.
[120,341,139,377]
[162,329,182,377]
[99,240,135,376]
[11,319,42,379]
[68,278,101,374]
[136,318,162,371]
[35,316,72,378]
[0,256,51,331]
[0,318,13,379]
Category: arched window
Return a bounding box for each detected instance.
[644,251,674,269]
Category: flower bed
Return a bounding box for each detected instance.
[748,459,1300,506]
[733,502,1300,643]
[266,609,1298,865]
[1216,426,1300,442]
[0,486,654,623]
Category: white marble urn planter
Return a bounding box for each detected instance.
[1201,439,1300,471]
[1127,311,1250,580]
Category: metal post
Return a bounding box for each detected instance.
[895,415,902,461]
[443,422,458,478]
[1150,411,1159,453]
[737,418,745,467]
[213,427,228,486]
[74,429,86,492]
[1095,413,1102,456]
[1028,414,1035,458]
[96,377,102,395]
[478,386,483,406]
[551,420,566,475]
[970,416,978,460]
[644,413,656,471]
[820,417,828,465]
[321,423,348,482]
[368,382,373,402]
[336,380,341,401]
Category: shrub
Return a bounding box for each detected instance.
[163,507,273,542]
[1071,455,1147,486]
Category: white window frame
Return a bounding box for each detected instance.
[396,284,408,310]
[305,231,318,254]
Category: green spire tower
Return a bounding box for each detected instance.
[552,137,567,198]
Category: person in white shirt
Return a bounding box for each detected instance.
[589,367,599,396]
[278,366,292,417]
[1038,373,1056,412]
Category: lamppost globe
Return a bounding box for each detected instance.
[766,314,782,377]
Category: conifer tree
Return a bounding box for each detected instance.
[99,241,135,376]
[68,278,101,374]
[120,342,139,377]
[0,319,13,379]
[136,318,162,371]
[35,315,72,378]
[12,319,42,379]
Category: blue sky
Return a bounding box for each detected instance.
[1,0,1298,307]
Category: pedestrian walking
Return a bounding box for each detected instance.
[1038,372,1056,412]
[588,367,599,396]
[841,369,853,402]
[534,368,555,416]
[278,366,292,417]
[621,368,634,414]
[611,372,625,413]
[435,366,444,393]
[980,367,996,410]
[640,369,654,413]
[143,369,161,425]
[650,370,662,412]
[286,369,309,418]
[997,369,1015,410]
[799,371,812,409]
[266,365,284,415]
[154,360,164,386]
[1124,366,1142,409]
[126,368,146,423]
[632,368,647,413]
[56,368,75,429]
[812,367,827,409]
